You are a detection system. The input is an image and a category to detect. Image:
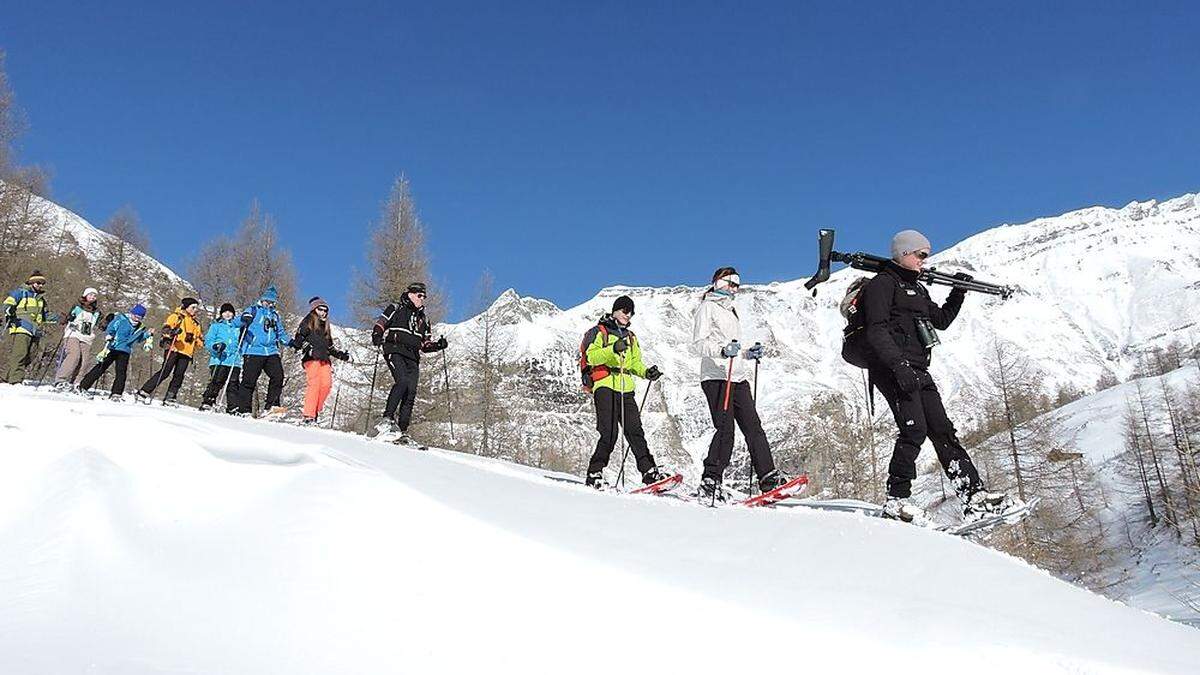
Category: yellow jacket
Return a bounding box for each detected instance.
[161,310,204,357]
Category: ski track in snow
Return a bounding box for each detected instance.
[1,387,1199,674]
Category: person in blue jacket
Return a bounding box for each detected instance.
[200,302,243,412]
[78,304,155,399]
[233,286,286,415]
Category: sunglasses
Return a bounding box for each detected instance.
[414,293,427,299]
[316,307,328,312]
[914,250,930,260]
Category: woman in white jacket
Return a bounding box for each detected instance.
[53,287,102,389]
[691,267,789,503]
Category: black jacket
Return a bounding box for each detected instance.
[292,314,346,363]
[372,297,440,363]
[859,261,964,371]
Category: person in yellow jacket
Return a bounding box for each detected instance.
[136,297,204,404]
[4,270,59,384]
[581,295,670,490]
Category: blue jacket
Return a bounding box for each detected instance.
[240,303,284,357]
[204,319,243,367]
[107,313,152,353]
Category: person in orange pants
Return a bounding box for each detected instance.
[287,297,350,424]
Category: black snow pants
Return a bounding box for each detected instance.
[202,365,242,411]
[383,353,420,431]
[871,366,983,499]
[140,351,192,400]
[79,350,131,395]
[587,386,656,476]
[238,354,284,413]
[700,379,776,482]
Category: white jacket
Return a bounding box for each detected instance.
[691,292,748,383]
[63,305,102,345]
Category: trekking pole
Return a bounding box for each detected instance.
[442,346,455,444]
[363,349,381,435]
[615,352,628,489]
[721,339,739,411]
[616,378,654,488]
[329,386,340,430]
[33,333,66,389]
[748,343,762,495]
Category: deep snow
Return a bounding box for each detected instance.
[1,386,1198,674]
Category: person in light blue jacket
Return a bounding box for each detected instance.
[200,302,243,412]
[78,304,154,398]
[233,286,287,415]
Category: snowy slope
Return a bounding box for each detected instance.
[438,191,1200,474]
[1,387,1198,674]
[14,186,191,290]
[1020,366,1200,625]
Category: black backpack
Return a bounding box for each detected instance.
[840,277,871,369]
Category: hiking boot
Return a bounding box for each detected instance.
[758,469,791,493]
[882,497,931,526]
[135,390,153,405]
[642,466,673,485]
[697,477,727,506]
[371,418,398,438]
[585,472,610,491]
[300,417,317,426]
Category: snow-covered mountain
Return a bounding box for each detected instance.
[439,191,1200,476]
[2,387,1198,674]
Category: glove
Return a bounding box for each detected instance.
[159,336,172,349]
[645,365,663,381]
[4,312,17,328]
[105,334,114,345]
[331,349,350,362]
[287,337,302,350]
[721,340,741,358]
[143,340,153,353]
[371,326,384,346]
[892,362,920,393]
[165,327,181,338]
[612,337,629,354]
[435,336,448,350]
[241,314,252,326]
[213,343,226,355]
[953,271,974,282]
[744,342,765,360]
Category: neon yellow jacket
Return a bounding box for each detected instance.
[584,315,646,394]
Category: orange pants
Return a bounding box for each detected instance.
[303,360,333,419]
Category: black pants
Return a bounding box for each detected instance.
[383,354,420,431]
[237,354,284,413]
[587,387,656,476]
[79,350,131,395]
[701,379,776,482]
[202,365,241,411]
[141,351,192,400]
[871,366,983,499]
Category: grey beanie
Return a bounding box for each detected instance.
[891,230,932,261]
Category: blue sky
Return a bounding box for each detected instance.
[2,1,1197,320]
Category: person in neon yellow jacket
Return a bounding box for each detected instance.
[581,295,670,490]
[4,270,59,384]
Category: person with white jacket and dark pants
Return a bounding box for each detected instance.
[691,266,790,503]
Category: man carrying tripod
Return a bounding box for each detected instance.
[580,295,670,490]
[859,230,1012,524]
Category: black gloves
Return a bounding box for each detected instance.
[953,271,974,282]
[371,326,384,346]
[4,312,17,328]
[435,336,448,350]
[893,362,920,393]
[331,349,350,362]
[287,337,302,350]
[159,336,172,349]
[645,365,663,381]
[612,337,629,354]
[241,314,253,326]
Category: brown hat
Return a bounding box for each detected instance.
[309,296,329,312]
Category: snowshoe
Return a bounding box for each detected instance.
[300,417,317,426]
[585,472,610,491]
[738,473,809,507]
[641,466,673,485]
[259,406,289,421]
[944,497,1040,537]
[630,471,683,495]
[963,490,1014,521]
[758,469,790,493]
[135,390,154,405]
[881,497,932,527]
[198,403,214,412]
[696,477,727,507]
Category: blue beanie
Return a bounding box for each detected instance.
[130,304,147,318]
[261,286,278,303]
